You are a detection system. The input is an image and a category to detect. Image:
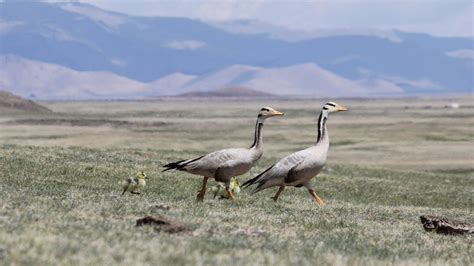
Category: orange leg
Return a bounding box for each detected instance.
[225,187,235,200]
[272,186,285,202]
[308,189,325,207]
[196,176,209,202]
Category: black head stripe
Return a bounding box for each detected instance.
[261,108,270,112]
[326,102,336,107]
[323,106,329,110]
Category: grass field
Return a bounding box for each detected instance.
[0,97,473,265]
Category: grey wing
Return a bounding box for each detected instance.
[285,148,326,185]
[285,160,321,185]
[205,149,243,165]
[190,149,239,168]
[245,150,307,192]
[284,161,305,184]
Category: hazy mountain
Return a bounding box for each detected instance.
[179,87,275,98]
[0,55,404,99]
[178,64,392,97]
[1,1,472,98]
[148,73,197,96]
[179,64,404,97]
[0,55,148,99]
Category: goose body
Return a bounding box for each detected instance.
[163,107,284,201]
[174,147,262,182]
[253,143,328,191]
[243,102,347,206]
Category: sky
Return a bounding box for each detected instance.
[76,0,474,37]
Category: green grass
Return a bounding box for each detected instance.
[0,145,472,265]
[0,98,473,265]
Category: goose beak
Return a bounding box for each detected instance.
[270,110,284,116]
[337,105,348,112]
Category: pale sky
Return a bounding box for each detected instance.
[77,0,473,37]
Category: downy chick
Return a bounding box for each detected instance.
[121,171,147,195]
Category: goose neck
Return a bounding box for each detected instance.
[316,110,329,144]
[250,117,264,150]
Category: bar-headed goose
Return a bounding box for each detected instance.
[243,102,347,206]
[163,107,284,201]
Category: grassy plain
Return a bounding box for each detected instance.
[0,97,473,265]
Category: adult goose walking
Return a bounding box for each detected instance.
[242,102,347,206]
[163,107,284,201]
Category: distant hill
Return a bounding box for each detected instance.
[0,90,51,113]
[0,56,406,99]
[179,87,275,98]
[177,64,403,97]
[148,73,197,96]
[0,55,148,100]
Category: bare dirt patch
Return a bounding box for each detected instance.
[136,215,187,233]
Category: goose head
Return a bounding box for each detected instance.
[323,102,348,113]
[257,106,284,120]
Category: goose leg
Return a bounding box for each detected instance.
[196,176,209,202]
[225,186,235,200]
[308,189,325,207]
[272,186,285,202]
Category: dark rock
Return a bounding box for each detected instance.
[420,215,474,235]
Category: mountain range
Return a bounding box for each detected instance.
[0,1,472,99]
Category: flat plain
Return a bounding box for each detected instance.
[0,97,473,265]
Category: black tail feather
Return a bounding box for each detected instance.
[242,164,275,188]
[162,159,187,172]
[242,175,260,188]
[162,155,205,172]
